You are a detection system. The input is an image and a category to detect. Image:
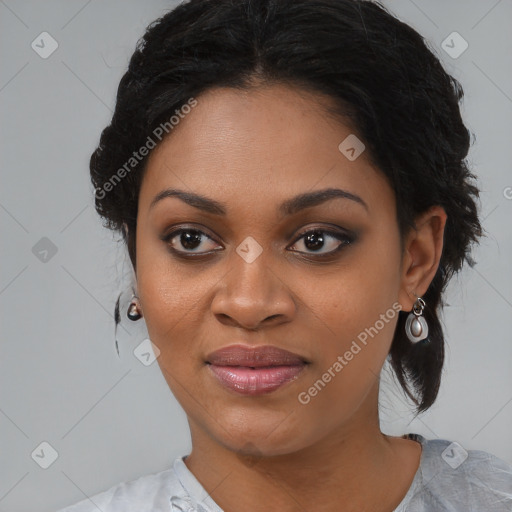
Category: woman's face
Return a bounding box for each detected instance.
[136,84,408,456]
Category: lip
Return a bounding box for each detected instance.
[206,344,308,395]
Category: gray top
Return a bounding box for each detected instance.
[56,433,512,511]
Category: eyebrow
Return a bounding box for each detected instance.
[149,187,368,215]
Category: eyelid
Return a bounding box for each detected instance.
[160,225,219,247]
[289,224,356,245]
[161,223,218,242]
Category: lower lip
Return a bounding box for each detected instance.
[207,364,305,395]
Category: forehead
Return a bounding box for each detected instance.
[139,84,392,216]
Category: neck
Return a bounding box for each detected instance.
[183,385,421,512]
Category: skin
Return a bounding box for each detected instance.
[133,83,447,512]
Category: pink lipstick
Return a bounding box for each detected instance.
[206,344,307,395]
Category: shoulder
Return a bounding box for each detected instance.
[55,460,187,512]
[406,434,512,511]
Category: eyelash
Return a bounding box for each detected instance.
[161,225,356,260]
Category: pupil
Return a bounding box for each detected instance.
[305,231,324,251]
[181,231,201,250]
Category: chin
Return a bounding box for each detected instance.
[211,412,313,458]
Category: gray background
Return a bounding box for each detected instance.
[0,1,511,510]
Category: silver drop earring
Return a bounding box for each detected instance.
[405,296,429,343]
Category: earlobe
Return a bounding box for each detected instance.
[398,206,447,311]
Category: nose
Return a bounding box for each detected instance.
[211,247,296,331]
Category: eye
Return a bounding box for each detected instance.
[162,227,222,256]
[162,225,355,259]
[288,228,354,257]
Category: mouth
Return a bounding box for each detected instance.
[205,344,308,395]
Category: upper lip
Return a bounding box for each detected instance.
[206,344,308,367]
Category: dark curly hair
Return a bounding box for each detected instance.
[90,0,482,413]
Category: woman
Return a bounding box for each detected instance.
[58,0,512,510]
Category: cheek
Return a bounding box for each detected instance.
[137,261,209,409]
[317,239,401,341]
[300,234,402,398]
[135,234,200,358]
[138,273,204,357]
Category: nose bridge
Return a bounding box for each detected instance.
[211,236,296,328]
[232,241,274,300]
[230,236,279,305]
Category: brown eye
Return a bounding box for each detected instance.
[163,228,222,255]
[289,229,354,256]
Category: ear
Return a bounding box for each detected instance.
[398,206,447,312]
